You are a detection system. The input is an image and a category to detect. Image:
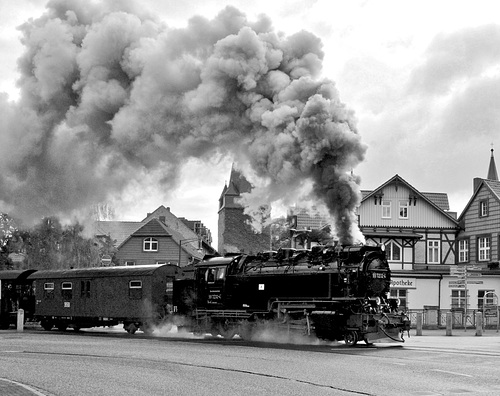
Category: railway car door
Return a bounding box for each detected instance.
[201,265,227,308]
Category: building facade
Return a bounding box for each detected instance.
[358,174,460,311]
[95,206,215,267]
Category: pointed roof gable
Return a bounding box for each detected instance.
[362,174,457,223]
[459,178,500,221]
[221,165,253,198]
[487,148,498,181]
[94,221,142,247]
[131,218,171,237]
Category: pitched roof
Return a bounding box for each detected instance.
[94,221,141,246]
[459,178,500,221]
[361,174,457,223]
[95,206,205,260]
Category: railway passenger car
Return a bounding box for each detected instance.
[28,264,191,334]
[0,269,36,329]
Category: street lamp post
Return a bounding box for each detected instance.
[178,238,201,266]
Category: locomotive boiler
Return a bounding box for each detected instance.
[190,244,410,345]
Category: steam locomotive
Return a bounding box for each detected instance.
[0,244,410,346]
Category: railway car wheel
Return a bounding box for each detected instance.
[40,320,53,331]
[124,323,137,335]
[141,323,154,336]
[344,331,358,346]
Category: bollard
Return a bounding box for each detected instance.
[16,309,24,332]
[446,311,453,336]
[416,312,423,336]
[475,312,483,336]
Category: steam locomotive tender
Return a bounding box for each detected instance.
[191,244,410,345]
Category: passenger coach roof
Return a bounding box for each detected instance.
[27,265,176,280]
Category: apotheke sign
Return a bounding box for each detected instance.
[391,278,417,289]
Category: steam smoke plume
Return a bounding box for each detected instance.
[0,0,366,244]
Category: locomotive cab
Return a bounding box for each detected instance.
[194,256,238,309]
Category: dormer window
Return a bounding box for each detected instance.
[479,199,489,217]
[143,237,158,252]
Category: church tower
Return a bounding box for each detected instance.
[217,166,270,255]
[487,148,498,181]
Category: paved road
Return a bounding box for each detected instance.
[1,328,500,395]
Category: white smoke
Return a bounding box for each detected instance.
[0,0,366,244]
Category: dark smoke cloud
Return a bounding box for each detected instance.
[0,0,366,244]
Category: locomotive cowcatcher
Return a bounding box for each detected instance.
[189,244,410,345]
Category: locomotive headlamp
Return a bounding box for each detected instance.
[379,243,386,252]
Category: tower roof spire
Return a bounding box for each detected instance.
[487,146,499,181]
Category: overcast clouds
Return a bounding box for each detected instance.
[1,0,499,246]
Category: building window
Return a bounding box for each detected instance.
[478,290,495,310]
[478,236,491,261]
[386,241,401,261]
[458,240,469,263]
[451,289,467,309]
[390,289,407,309]
[427,240,440,264]
[479,200,488,217]
[399,201,409,219]
[125,261,136,266]
[382,200,391,219]
[143,237,158,252]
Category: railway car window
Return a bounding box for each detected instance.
[61,282,73,300]
[129,280,143,299]
[80,281,91,298]
[217,267,226,280]
[206,268,215,283]
[205,267,226,284]
[43,283,55,299]
[143,237,159,252]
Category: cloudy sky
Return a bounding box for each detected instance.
[1,0,499,247]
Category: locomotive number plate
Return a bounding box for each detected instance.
[64,302,70,308]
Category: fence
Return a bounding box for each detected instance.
[407,308,499,329]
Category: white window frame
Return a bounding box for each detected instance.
[399,200,409,219]
[129,280,142,289]
[44,283,54,290]
[458,240,469,263]
[61,282,73,290]
[451,289,467,309]
[478,237,491,261]
[427,240,440,264]
[386,241,401,262]
[382,200,391,219]
[479,200,488,217]
[143,237,158,252]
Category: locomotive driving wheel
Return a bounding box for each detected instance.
[344,330,358,346]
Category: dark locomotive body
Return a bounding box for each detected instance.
[191,245,410,345]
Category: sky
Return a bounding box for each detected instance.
[1,0,500,248]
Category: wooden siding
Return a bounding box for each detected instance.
[116,236,191,266]
[359,184,456,229]
[459,185,500,263]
